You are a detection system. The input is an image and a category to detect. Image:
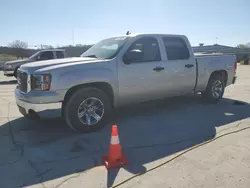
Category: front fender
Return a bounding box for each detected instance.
[55,68,117,97]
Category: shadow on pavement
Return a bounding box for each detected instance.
[0,95,250,187]
[0,80,17,85]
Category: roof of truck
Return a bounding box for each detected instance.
[121,33,186,38]
[40,49,65,52]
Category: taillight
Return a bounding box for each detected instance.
[234,60,237,72]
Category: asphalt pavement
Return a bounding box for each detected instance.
[0,66,250,188]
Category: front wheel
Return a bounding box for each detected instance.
[63,87,111,132]
[202,74,225,103]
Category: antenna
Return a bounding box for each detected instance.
[126,31,131,35]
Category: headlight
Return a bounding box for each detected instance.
[31,74,51,91]
[5,64,12,69]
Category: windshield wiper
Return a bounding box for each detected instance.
[84,54,97,58]
[82,54,107,60]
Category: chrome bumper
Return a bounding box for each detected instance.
[16,97,62,118]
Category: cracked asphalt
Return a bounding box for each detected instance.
[0,66,250,188]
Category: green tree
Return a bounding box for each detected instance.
[237,44,248,48]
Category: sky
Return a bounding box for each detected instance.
[0,0,249,48]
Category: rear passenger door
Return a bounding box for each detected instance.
[161,37,196,95]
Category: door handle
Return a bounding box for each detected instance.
[153,67,164,72]
[185,64,194,68]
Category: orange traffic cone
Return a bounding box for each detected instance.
[103,125,128,169]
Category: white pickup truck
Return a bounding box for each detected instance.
[3,49,66,78]
[15,33,237,132]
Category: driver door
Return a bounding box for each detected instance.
[118,37,166,105]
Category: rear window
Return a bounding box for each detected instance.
[163,37,190,60]
[56,51,64,58]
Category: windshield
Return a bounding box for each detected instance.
[81,36,128,59]
[29,51,40,59]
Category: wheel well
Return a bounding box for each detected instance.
[63,82,114,108]
[14,67,20,77]
[210,70,228,85]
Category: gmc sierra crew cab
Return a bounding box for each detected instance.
[15,34,237,132]
[3,49,66,78]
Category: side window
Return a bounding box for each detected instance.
[40,51,54,60]
[56,51,64,59]
[163,37,190,60]
[126,37,161,63]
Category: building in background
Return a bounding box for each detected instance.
[192,44,250,64]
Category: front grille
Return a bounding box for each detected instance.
[17,70,28,92]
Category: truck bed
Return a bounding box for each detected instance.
[194,53,236,92]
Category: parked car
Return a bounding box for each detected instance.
[15,33,237,132]
[3,49,67,78]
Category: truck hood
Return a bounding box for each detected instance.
[20,57,101,73]
[4,59,31,65]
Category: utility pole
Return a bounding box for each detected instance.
[216,37,218,45]
[72,29,75,46]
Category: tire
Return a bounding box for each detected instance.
[202,74,225,103]
[63,87,111,132]
[14,67,19,78]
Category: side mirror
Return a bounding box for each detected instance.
[36,56,41,61]
[123,49,143,64]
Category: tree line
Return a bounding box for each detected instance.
[236,43,250,48]
[1,40,93,58]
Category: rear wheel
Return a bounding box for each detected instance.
[63,87,111,132]
[202,74,225,103]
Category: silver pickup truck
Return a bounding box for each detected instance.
[3,49,66,78]
[15,34,237,132]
